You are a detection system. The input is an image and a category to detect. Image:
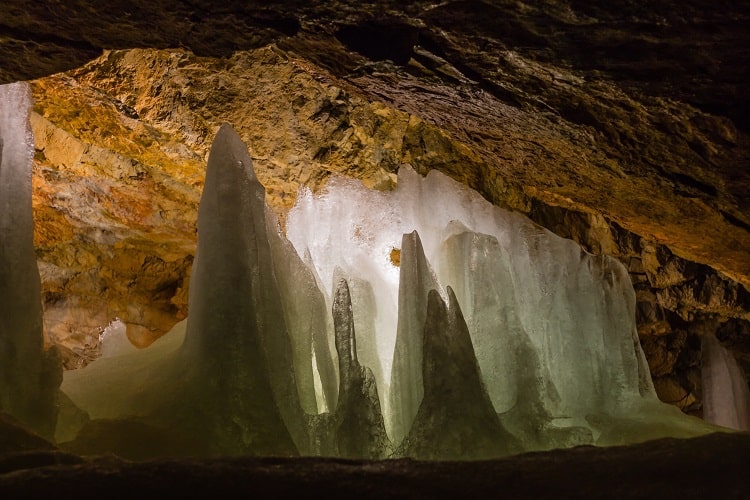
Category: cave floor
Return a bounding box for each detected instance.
[1,432,748,498]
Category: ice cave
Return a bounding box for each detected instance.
[3,81,743,462]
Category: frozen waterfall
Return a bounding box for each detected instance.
[59,124,720,459]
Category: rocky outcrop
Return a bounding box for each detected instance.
[0,1,747,414]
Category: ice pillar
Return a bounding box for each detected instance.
[332,277,389,458]
[702,334,750,431]
[0,82,61,439]
[388,231,440,445]
[180,123,303,454]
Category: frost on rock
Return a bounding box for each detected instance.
[99,319,137,358]
[401,288,520,460]
[0,82,61,439]
[702,334,750,431]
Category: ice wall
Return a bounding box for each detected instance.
[702,334,750,431]
[0,82,61,439]
[287,166,719,451]
[60,128,719,460]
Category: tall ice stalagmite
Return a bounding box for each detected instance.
[61,124,304,457]
[388,231,441,444]
[332,277,389,458]
[0,82,61,439]
[179,123,305,454]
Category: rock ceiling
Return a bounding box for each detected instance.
[1,0,749,413]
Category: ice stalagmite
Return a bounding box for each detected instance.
[59,130,721,459]
[341,275,384,409]
[0,82,61,439]
[179,123,304,454]
[62,124,304,457]
[267,210,337,414]
[388,231,441,445]
[702,334,750,431]
[401,288,520,459]
[332,277,389,458]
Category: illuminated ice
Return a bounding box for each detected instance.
[59,128,720,459]
[287,165,719,452]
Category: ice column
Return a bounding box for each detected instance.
[702,334,750,431]
[331,277,389,458]
[388,231,442,444]
[61,124,311,457]
[180,123,304,454]
[0,82,61,439]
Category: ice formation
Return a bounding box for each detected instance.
[400,288,521,459]
[99,319,137,358]
[0,82,61,439]
[702,334,750,431]
[59,124,720,459]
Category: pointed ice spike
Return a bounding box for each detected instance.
[333,277,389,459]
[267,208,336,415]
[0,82,61,439]
[401,288,520,460]
[306,248,339,411]
[181,123,302,455]
[333,275,358,388]
[344,275,386,413]
[388,230,439,445]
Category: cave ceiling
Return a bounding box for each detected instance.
[1,0,749,407]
